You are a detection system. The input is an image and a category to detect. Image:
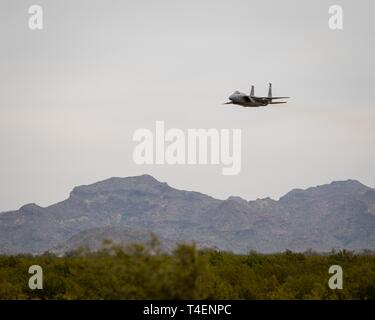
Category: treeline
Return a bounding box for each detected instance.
[0,241,375,300]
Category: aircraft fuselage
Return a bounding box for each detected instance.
[226,92,268,107]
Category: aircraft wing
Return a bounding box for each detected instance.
[257,97,290,100]
[269,101,287,104]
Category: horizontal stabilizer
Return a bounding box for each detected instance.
[270,101,288,104]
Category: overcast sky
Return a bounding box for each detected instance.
[0,0,374,211]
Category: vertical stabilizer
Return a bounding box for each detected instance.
[268,83,272,98]
[250,85,255,97]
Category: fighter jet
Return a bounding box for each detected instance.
[224,83,289,107]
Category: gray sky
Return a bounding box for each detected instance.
[0,0,374,211]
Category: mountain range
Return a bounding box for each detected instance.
[1,174,375,255]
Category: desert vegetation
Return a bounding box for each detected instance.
[0,241,374,300]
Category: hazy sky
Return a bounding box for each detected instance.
[0,0,374,211]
